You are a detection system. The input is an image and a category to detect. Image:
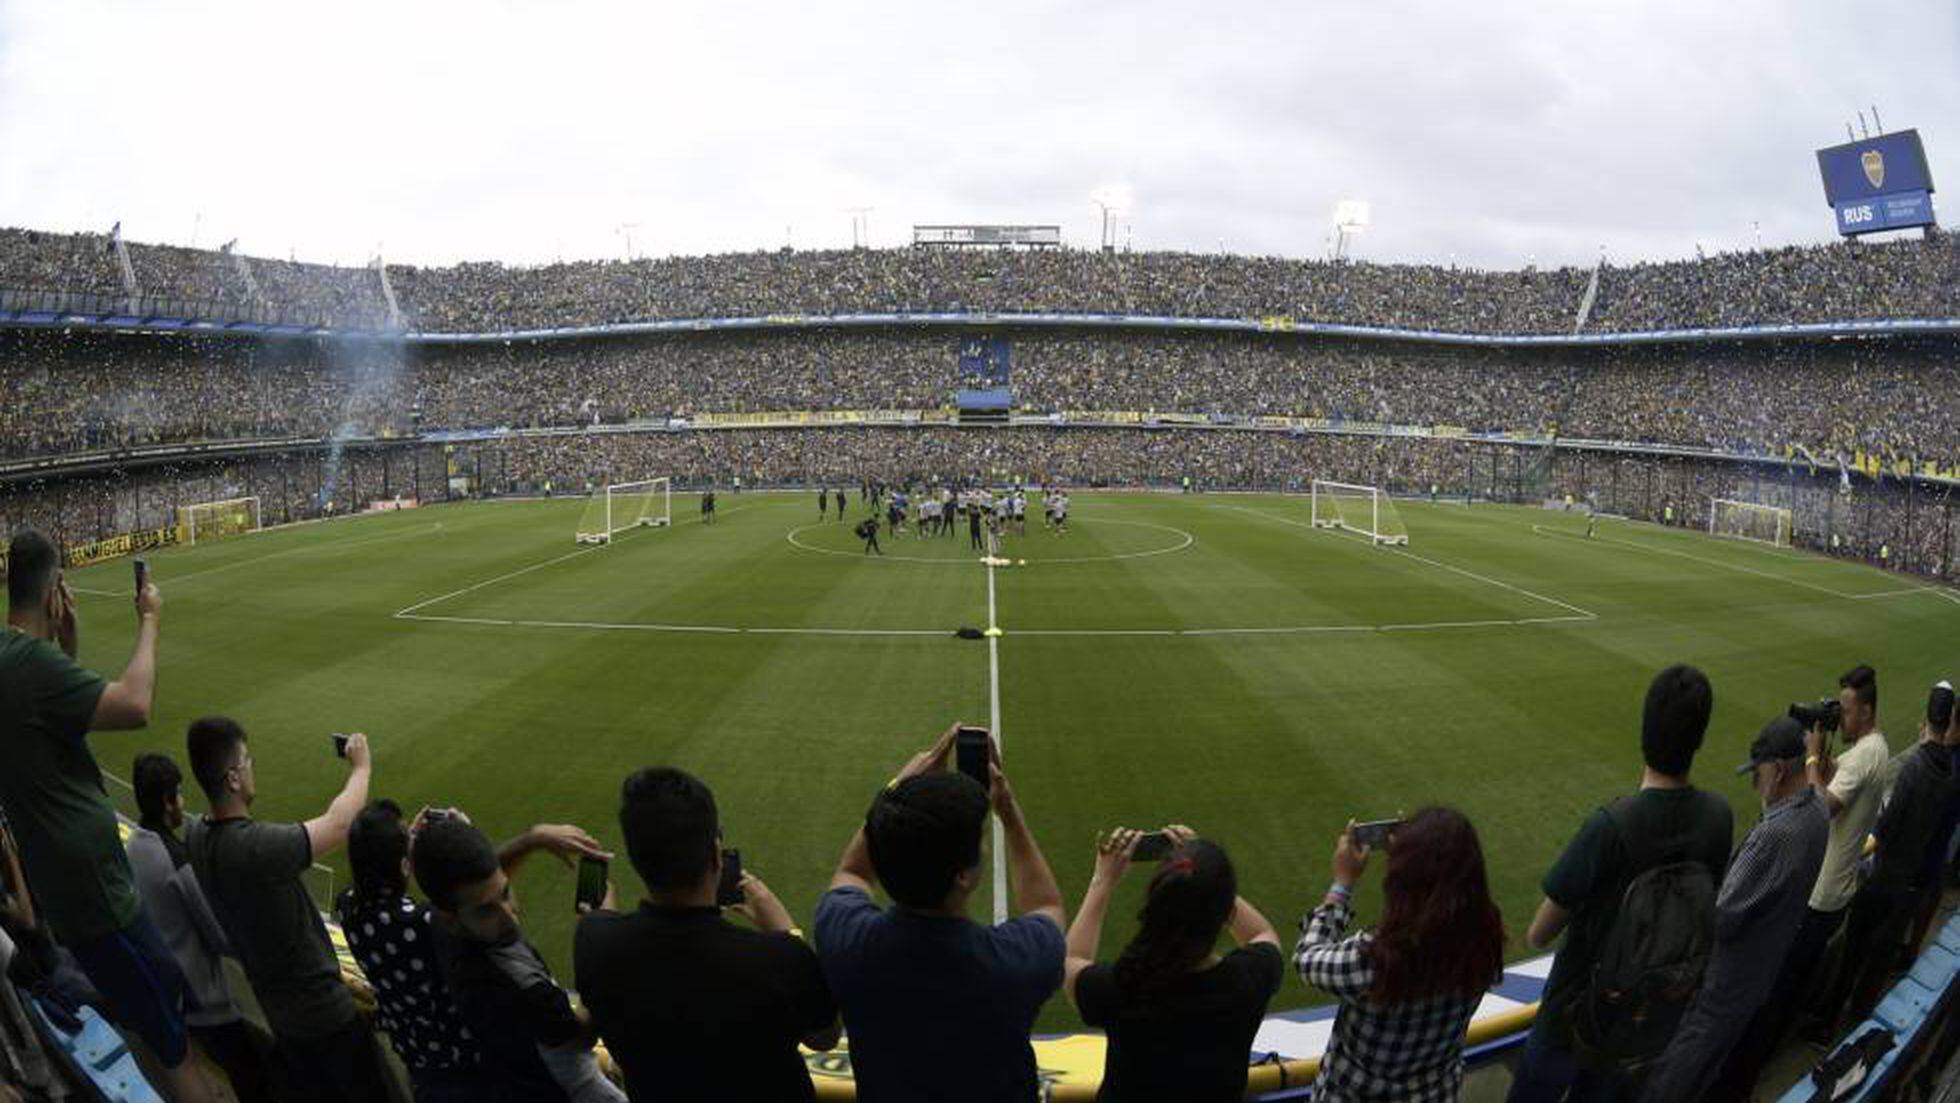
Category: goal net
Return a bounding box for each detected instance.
[177,497,261,547]
[576,478,670,544]
[1310,480,1409,546]
[1710,498,1793,548]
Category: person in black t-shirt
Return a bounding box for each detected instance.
[410,813,624,1103]
[855,517,883,556]
[575,768,837,1102]
[1063,825,1282,1103]
[1508,664,1734,1103]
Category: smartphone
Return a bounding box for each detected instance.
[331,733,350,758]
[133,557,149,590]
[716,849,745,907]
[1132,831,1175,861]
[955,727,992,788]
[1351,818,1404,851]
[575,855,608,913]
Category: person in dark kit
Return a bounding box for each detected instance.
[969,505,985,551]
[855,517,883,556]
[701,490,717,524]
[818,488,828,519]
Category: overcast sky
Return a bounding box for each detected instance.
[2,0,1954,270]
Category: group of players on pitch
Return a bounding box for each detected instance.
[816,484,1070,556]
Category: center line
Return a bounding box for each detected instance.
[987,556,1007,925]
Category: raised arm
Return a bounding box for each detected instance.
[91,580,160,731]
[992,765,1064,929]
[302,733,372,859]
[1064,828,1137,1008]
[831,725,962,893]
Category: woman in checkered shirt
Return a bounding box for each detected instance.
[1295,808,1506,1102]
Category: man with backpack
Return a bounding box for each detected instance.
[1639,717,1829,1103]
[1507,664,1734,1102]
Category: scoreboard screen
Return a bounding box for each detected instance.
[1815,130,1936,236]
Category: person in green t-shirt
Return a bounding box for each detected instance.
[1506,664,1734,1103]
[1,530,214,1102]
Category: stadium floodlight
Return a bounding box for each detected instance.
[1090,184,1132,252]
[1331,199,1372,260]
[576,478,671,545]
[178,496,261,547]
[1710,498,1793,548]
[1310,480,1408,546]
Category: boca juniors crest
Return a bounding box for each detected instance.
[1862,149,1885,189]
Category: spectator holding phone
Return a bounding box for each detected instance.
[575,767,838,1101]
[337,800,490,1103]
[1063,824,1282,1103]
[184,717,391,1102]
[815,724,1066,1103]
[410,811,624,1103]
[0,530,216,1103]
[1298,808,1506,1103]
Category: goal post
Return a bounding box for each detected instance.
[1709,498,1793,548]
[177,497,261,546]
[576,478,671,545]
[1310,480,1409,546]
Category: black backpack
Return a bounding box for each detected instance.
[1569,793,1719,1070]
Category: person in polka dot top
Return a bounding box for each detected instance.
[337,800,489,1103]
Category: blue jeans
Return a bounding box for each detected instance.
[1507,1020,1632,1103]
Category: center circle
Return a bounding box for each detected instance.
[784,518,1195,565]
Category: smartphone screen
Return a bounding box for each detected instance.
[1132,831,1174,861]
[716,849,745,907]
[575,856,608,913]
[955,727,991,788]
[332,733,349,759]
[1352,818,1404,850]
[133,557,149,590]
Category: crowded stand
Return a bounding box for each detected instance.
[2,226,1957,336]
[2,328,1957,478]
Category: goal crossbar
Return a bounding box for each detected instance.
[1310,480,1409,546]
[576,478,671,545]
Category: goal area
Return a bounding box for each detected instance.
[1709,498,1793,548]
[177,497,261,546]
[576,478,671,544]
[1310,480,1409,546]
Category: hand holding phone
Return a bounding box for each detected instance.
[955,727,992,788]
[575,855,609,914]
[716,849,745,907]
[1351,818,1404,852]
[1132,831,1175,861]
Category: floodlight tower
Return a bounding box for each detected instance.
[1090,184,1132,254]
[1330,199,1372,260]
[614,223,641,261]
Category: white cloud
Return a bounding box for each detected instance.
[1,0,1953,269]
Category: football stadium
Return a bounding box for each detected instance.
[3,6,1960,1103]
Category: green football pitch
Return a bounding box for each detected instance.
[62,491,1960,1033]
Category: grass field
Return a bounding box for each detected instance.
[63,490,1960,1034]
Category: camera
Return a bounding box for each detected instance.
[1788,698,1843,732]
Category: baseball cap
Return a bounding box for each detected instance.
[1736,716,1807,775]
[1927,681,1954,731]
